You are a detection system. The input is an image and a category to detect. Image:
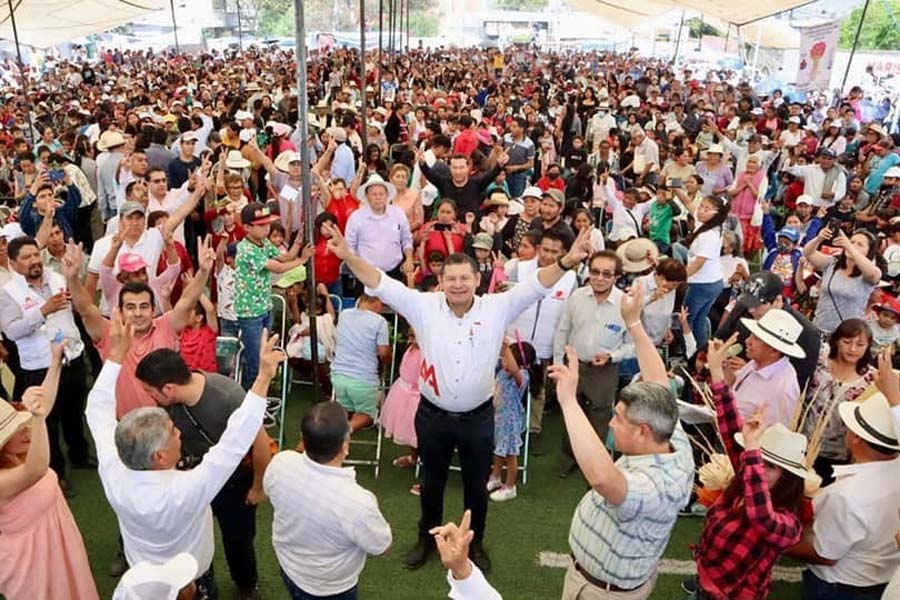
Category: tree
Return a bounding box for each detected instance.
[839,0,900,50]
[494,0,548,10]
[684,17,721,39]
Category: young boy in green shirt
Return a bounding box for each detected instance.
[235,202,312,387]
[648,184,681,254]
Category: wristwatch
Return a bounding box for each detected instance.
[556,256,573,271]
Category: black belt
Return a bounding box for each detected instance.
[420,397,492,419]
[571,555,644,593]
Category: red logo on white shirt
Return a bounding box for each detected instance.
[23,298,37,310]
[420,358,440,397]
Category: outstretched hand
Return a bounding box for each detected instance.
[620,279,644,325]
[706,333,739,381]
[323,222,353,261]
[741,404,768,450]
[429,509,475,581]
[257,329,286,381]
[561,226,593,269]
[547,346,580,406]
[108,309,134,363]
[875,346,900,407]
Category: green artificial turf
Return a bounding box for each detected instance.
[65,384,805,599]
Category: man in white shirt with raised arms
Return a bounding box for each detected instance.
[324,221,594,574]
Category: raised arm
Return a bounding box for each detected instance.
[170,235,214,332]
[62,241,109,343]
[706,333,747,470]
[163,178,207,238]
[801,226,837,271]
[834,230,881,284]
[0,345,63,503]
[548,346,627,504]
[536,226,593,289]
[619,279,667,386]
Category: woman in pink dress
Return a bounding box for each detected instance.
[381,330,422,494]
[0,345,98,600]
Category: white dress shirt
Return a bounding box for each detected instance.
[86,362,266,579]
[369,270,551,411]
[811,452,900,587]
[638,273,676,345]
[506,258,576,359]
[447,563,502,599]
[264,451,392,596]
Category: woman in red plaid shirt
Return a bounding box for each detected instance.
[691,332,817,600]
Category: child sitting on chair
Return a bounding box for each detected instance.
[330,294,392,432]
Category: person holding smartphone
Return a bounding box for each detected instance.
[18,170,82,243]
[802,223,882,335]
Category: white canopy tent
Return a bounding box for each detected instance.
[570,0,815,28]
[0,0,168,49]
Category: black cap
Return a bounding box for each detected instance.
[738,272,783,308]
[818,148,837,159]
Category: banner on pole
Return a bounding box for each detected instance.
[795,21,840,91]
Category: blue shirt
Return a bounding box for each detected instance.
[330,143,356,185]
[330,308,389,385]
[19,184,81,241]
[865,152,900,194]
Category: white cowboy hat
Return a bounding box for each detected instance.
[616,238,659,273]
[739,309,806,359]
[112,552,199,600]
[356,173,397,202]
[734,423,817,480]
[707,143,725,155]
[839,393,900,452]
[521,186,543,201]
[274,150,302,172]
[224,150,251,170]
[0,400,32,450]
[234,110,254,121]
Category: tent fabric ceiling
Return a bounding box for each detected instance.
[566,0,681,30]
[0,0,168,49]
[577,0,815,27]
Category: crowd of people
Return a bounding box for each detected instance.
[2,39,900,600]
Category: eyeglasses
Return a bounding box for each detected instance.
[589,269,616,279]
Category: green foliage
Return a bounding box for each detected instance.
[493,0,548,10]
[407,11,439,36]
[839,0,900,50]
[685,16,721,39]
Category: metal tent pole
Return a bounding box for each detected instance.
[405,0,409,50]
[237,0,243,54]
[841,0,871,93]
[170,0,180,53]
[671,10,685,65]
[388,0,395,64]
[294,0,320,401]
[360,0,368,149]
[6,0,33,145]
[378,0,384,101]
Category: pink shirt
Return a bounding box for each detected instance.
[96,312,180,418]
[731,356,800,427]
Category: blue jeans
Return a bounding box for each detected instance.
[219,318,239,338]
[237,311,272,389]
[802,569,886,600]
[684,280,723,348]
[672,241,689,264]
[280,568,358,600]
[507,171,528,198]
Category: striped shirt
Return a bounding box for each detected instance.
[568,424,694,588]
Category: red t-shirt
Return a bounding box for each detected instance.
[536,176,565,192]
[328,195,360,233]
[155,242,193,305]
[315,237,341,285]
[453,129,480,157]
[179,325,218,373]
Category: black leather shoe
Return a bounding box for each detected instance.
[558,462,578,479]
[404,537,434,570]
[529,432,544,456]
[108,553,128,577]
[468,540,492,573]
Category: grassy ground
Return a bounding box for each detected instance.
[66,382,805,600]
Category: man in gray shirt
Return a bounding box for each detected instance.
[135,348,273,600]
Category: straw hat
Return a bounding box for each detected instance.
[616,238,659,273]
[274,150,302,173]
[98,130,125,151]
[739,309,806,359]
[839,393,900,452]
[0,401,31,450]
[734,423,817,480]
[356,174,397,202]
[707,143,724,155]
[483,191,510,208]
[224,150,251,170]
